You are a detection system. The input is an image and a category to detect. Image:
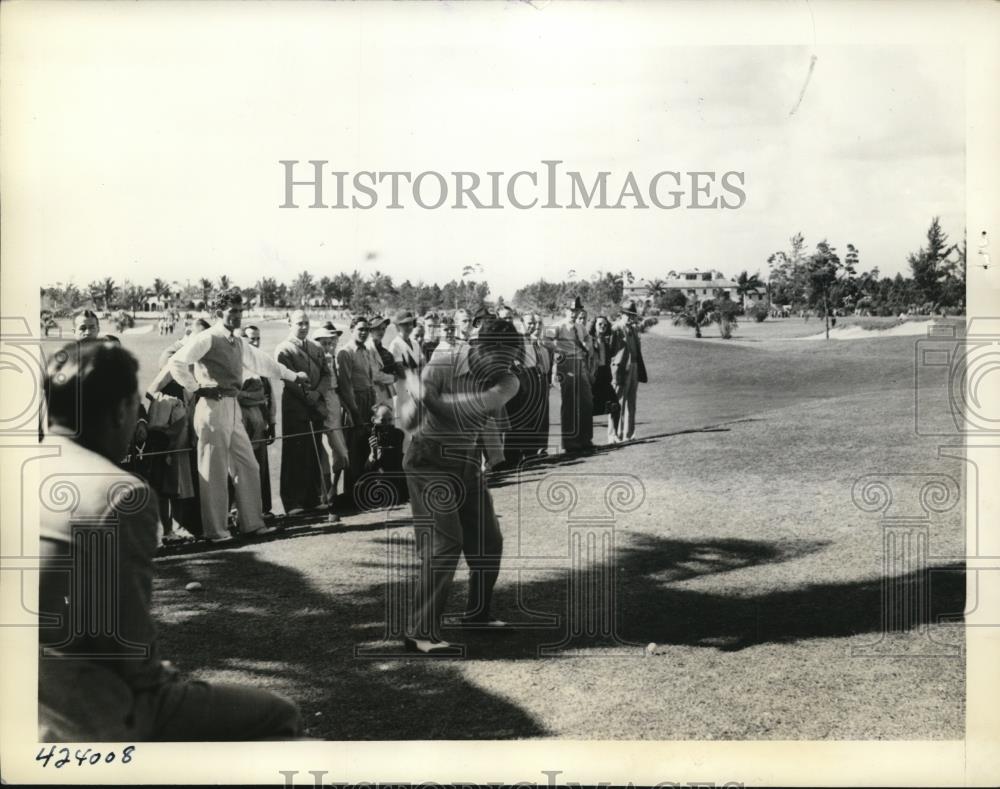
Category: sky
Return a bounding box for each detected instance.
[5,2,966,299]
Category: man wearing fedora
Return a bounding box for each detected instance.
[608,300,648,442]
[313,321,350,495]
[544,295,594,453]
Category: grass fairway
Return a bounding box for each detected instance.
[81,315,965,740]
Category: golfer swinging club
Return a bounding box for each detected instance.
[398,318,523,654]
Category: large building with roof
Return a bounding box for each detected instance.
[623,268,755,309]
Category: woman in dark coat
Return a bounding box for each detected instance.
[588,316,619,435]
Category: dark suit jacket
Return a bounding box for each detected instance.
[275,336,332,425]
[608,324,648,387]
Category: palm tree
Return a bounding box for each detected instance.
[218,275,231,292]
[100,277,117,311]
[199,278,213,307]
[705,297,740,339]
[151,278,170,311]
[256,277,278,309]
[735,270,764,310]
[672,305,710,338]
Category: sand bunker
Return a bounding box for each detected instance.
[799,319,951,340]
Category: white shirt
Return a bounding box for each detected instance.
[168,321,298,392]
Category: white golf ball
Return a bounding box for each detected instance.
[645,642,657,654]
[185,581,203,592]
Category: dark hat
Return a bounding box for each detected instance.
[393,309,416,326]
[620,299,641,316]
[313,321,343,341]
[369,315,391,328]
[472,306,498,327]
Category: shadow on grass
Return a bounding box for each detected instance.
[152,531,964,739]
[487,424,738,489]
[153,548,547,740]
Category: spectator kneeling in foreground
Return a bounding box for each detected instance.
[37,340,302,741]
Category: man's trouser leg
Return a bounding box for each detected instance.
[345,392,372,500]
[558,359,579,450]
[559,357,591,451]
[461,464,503,619]
[194,399,234,540]
[620,363,638,441]
[579,360,594,445]
[256,440,272,513]
[326,429,349,473]
[404,442,466,641]
[280,423,306,512]
[228,403,265,533]
[152,679,302,741]
[243,407,272,513]
[533,369,551,454]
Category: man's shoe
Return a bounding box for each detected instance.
[403,637,460,655]
[286,508,305,517]
[208,535,235,545]
[245,525,277,538]
[262,511,275,521]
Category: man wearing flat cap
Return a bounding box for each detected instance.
[168,289,308,542]
[608,300,648,442]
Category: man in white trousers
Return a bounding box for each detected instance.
[169,290,309,543]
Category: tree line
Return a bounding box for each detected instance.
[40,270,493,319]
[766,217,965,316]
[39,218,966,326]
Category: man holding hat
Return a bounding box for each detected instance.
[366,315,398,408]
[388,310,423,430]
[168,289,308,542]
[608,300,648,442]
[275,310,334,516]
[543,295,594,453]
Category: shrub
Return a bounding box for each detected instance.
[749,303,769,323]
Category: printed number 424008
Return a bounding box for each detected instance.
[36,745,135,768]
